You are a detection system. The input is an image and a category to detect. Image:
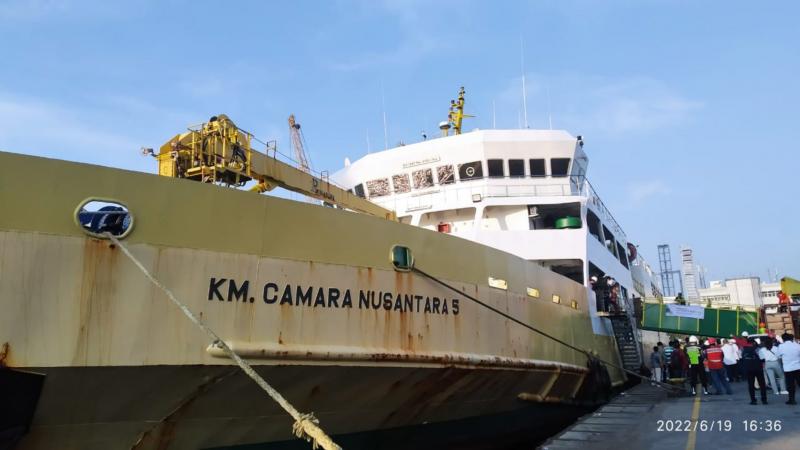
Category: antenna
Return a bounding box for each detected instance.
[380,82,388,150]
[520,36,529,129]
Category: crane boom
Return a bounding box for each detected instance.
[288,114,311,173]
[154,114,396,221]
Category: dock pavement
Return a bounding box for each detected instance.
[542,379,800,450]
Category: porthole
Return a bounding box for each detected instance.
[391,245,414,271]
[571,300,579,309]
[526,287,540,298]
[552,294,561,304]
[75,199,134,239]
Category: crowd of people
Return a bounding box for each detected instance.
[648,332,800,405]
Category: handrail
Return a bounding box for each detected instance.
[367,175,627,240]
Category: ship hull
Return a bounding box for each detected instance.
[0,151,624,449]
[9,364,593,450]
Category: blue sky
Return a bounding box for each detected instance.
[1,0,798,282]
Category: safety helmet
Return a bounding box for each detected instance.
[707,338,717,345]
[741,331,749,337]
[689,335,699,344]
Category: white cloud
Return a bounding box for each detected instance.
[0,95,137,152]
[0,92,155,171]
[326,34,445,72]
[0,0,143,21]
[494,73,703,134]
[585,78,703,133]
[627,179,671,204]
[325,0,463,72]
[0,0,69,20]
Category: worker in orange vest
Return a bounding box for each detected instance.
[705,338,733,394]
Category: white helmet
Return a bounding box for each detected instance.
[689,335,699,344]
[741,331,749,337]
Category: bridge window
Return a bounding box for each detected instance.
[437,165,455,184]
[354,183,365,198]
[366,178,391,197]
[458,161,483,181]
[412,168,434,189]
[487,159,504,178]
[529,159,546,177]
[551,158,571,177]
[392,174,411,193]
[509,159,525,178]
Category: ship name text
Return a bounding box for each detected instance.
[207,278,460,315]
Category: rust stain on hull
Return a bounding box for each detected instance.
[0,342,9,367]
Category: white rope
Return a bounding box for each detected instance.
[106,234,341,450]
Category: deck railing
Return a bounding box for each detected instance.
[369,175,627,239]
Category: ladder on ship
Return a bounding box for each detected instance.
[605,313,643,373]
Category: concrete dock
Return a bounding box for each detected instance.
[542,380,800,450]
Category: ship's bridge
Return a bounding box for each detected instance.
[333,129,631,287]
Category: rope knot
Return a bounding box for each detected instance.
[293,413,323,449]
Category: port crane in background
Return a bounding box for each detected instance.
[152,114,396,220]
[288,114,312,174]
[288,114,318,204]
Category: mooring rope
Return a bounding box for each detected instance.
[411,266,682,393]
[106,234,341,450]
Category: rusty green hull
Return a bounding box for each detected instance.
[0,151,623,449]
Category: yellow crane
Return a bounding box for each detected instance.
[153,114,396,220]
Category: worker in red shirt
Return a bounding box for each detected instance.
[705,338,733,395]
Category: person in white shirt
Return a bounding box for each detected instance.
[775,333,800,405]
[721,339,741,382]
[758,338,787,395]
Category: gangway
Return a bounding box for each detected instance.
[605,313,642,372]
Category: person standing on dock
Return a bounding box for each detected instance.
[775,333,800,405]
[650,346,663,384]
[664,340,675,379]
[705,338,733,395]
[722,338,741,382]
[686,336,709,396]
[657,342,666,381]
[669,340,688,381]
[741,337,768,405]
[758,337,787,396]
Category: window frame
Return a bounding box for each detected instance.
[508,159,525,178]
[487,159,505,178]
[529,158,546,177]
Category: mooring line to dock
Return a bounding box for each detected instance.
[106,234,341,450]
[412,266,682,393]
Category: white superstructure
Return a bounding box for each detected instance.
[334,129,661,335]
